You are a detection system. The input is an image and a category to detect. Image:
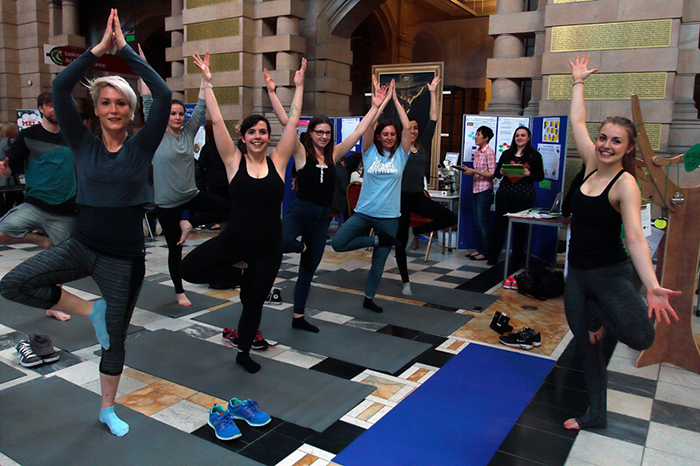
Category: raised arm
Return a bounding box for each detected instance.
[193,51,240,181]
[392,80,412,154]
[362,75,392,152]
[569,55,598,170]
[615,175,681,324]
[264,68,305,169]
[428,76,440,121]
[137,44,151,97]
[271,58,306,177]
[333,82,389,163]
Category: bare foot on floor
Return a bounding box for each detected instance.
[589,327,603,345]
[177,220,193,246]
[563,418,580,430]
[176,293,192,306]
[46,309,71,321]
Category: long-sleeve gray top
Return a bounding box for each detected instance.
[144,96,205,208]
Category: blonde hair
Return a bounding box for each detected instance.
[0,121,18,139]
[86,76,137,121]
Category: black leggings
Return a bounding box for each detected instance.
[179,232,281,353]
[395,192,457,283]
[157,191,231,294]
[0,238,144,376]
[488,189,536,268]
[565,261,655,427]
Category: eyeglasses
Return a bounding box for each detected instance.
[313,130,332,137]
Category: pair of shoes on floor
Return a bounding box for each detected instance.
[15,338,59,368]
[208,397,272,440]
[222,327,278,350]
[503,275,518,290]
[499,327,542,350]
[266,288,282,305]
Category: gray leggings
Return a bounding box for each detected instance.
[564,260,655,427]
[0,238,144,376]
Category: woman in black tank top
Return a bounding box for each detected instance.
[264,71,392,333]
[179,53,306,373]
[564,56,680,430]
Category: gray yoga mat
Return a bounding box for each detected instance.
[124,329,375,432]
[299,286,472,337]
[194,304,432,373]
[314,269,498,311]
[67,277,227,318]
[0,359,24,385]
[0,296,143,352]
[0,376,262,466]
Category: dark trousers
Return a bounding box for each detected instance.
[157,191,231,293]
[395,192,457,283]
[179,232,282,353]
[488,189,536,269]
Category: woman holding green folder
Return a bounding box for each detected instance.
[487,126,544,269]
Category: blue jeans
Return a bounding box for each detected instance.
[331,212,398,299]
[281,199,332,311]
[472,190,493,255]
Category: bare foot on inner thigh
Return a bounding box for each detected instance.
[46,309,72,321]
[176,292,192,306]
[177,220,193,246]
[563,418,580,430]
[589,327,603,345]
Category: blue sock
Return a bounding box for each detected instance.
[88,299,110,350]
[99,406,129,437]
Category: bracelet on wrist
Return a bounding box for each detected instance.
[572,80,585,86]
[201,83,213,90]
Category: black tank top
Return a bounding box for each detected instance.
[295,153,336,207]
[224,156,284,244]
[568,169,628,269]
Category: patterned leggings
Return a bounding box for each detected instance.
[0,238,144,376]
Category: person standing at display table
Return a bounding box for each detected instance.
[487,126,544,270]
[179,53,305,373]
[331,79,410,313]
[395,77,457,296]
[0,10,171,437]
[564,55,679,430]
[461,125,496,262]
[265,69,390,331]
[139,46,232,307]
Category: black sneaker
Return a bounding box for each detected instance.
[265,288,282,305]
[15,340,43,367]
[223,328,278,351]
[499,327,541,350]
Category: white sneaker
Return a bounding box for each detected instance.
[402,282,413,296]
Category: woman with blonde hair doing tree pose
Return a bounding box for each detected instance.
[564,55,680,430]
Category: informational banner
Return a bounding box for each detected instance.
[44,45,135,75]
[495,117,530,158]
[16,109,42,130]
[461,115,498,163]
[337,117,362,157]
[536,143,562,181]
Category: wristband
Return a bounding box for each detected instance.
[201,83,213,90]
[572,80,585,86]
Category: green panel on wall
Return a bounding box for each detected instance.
[187,18,239,41]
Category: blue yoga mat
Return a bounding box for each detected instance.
[333,343,555,466]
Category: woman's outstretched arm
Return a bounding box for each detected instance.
[361,75,392,152]
[193,52,240,181]
[391,80,412,155]
[334,81,389,162]
[271,58,306,177]
[569,55,598,171]
[264,68,305,169]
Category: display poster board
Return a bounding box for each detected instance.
[461,115,498,163]
[336,117,362,157]
[458,115,568,266]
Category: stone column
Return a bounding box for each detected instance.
[524,30,545,116]
[46,0,61,36]
[60,0,77,35]
[483,0,525,115]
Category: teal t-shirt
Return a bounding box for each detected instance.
[355,144,408,218]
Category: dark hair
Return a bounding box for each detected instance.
[507,126,532,154]
[598,116,637,176]
[409,118,424,151]
[373,119,401,156]
[37,91,52,109]
[238,114,271,154]
[171,99,186,113]
[476,125,494,142]
[305,115,334,166]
